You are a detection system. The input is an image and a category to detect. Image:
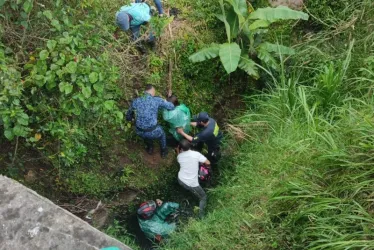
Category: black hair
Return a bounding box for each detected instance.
[145,84,154,91]
[179,139,191,151]
[167,95,179,106]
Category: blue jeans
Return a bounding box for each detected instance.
[130,25,155,42]
[178,179,207,218]
[135,0,163,14]
[136,125,166,151]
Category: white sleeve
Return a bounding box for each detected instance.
[198,152,207,163]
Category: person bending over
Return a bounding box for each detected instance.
[115,0,163,43]
[162,95,191,147]
[177,139,210,218]
[126,84,174,158]
[177,112,223,164]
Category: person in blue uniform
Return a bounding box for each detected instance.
[126,84,174,158]
[177,112,223,164]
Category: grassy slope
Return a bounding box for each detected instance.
[164,1,374,249]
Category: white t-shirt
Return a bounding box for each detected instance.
[177,150,207,187]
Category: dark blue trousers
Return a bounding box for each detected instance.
[136,125,166,150]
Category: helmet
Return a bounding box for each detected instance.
[137,200,157,220]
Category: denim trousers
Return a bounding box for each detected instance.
[136,125,166,150]
[130,25,155,42]
[178,179,207,218]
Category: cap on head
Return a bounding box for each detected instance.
[116,12,130,31]
[195,112,210,123]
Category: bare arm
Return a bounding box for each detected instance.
[177,128,193,141]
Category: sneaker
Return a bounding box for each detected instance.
[161,149,168,159]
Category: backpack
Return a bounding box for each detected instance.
[137,200,157,220]
[198,163,211,182]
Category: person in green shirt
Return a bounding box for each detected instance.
[162,95,191,147]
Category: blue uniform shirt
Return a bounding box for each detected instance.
[126,93,174,130]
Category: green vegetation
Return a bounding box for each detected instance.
[189,1,308,76]
[0,0,226,196]
[2,0,374,249]
[164,0,374,249]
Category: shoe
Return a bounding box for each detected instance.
[146,146,154,155]
[161,149,168,159]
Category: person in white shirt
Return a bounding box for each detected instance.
[177,139,210,218]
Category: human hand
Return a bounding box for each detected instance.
[190,122,197,127]
[177,128,184,134]
[156,199,163,206]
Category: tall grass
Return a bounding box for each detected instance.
[163,1,374,249]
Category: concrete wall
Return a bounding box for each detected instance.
[0,175,131,250]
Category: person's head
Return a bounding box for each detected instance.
[167,95,179,106]
[179,139,191,152]
[116,12,130,31]
[194,112,210,126]
[145,84,155,96]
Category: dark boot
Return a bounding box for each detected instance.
[161,148,168,159]
[146,146,154,155]
[145,139,154,155]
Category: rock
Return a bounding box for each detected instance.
[118,190,139,204]
[269,0,304,10]
[24,170,37,183]
[92,207,110,229]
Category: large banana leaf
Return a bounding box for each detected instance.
[219,43,241,74]
[259,42,295,55]
[238,55,259,78]
[249,19,270,30]
[218,0,231,42]
[249,6,309,23]
[225,0,248,24]
[226,7,240,38]
[189,44,220,62]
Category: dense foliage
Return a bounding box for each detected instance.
[165,0,374,249]
[2,0,374,249]
[189,0,308,76]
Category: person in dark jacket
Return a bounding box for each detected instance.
[126,84,174,158]
[177,112,223,164]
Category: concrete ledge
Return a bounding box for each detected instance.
[0,175,131,250]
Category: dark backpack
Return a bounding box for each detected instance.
[137,200,157,220]
[198,163,211,182]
